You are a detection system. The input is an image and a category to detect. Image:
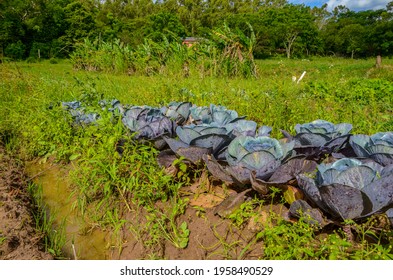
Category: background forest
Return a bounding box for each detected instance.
[1,0,393,61]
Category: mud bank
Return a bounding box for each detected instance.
[0,147,53,260]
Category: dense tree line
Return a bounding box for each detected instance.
[1,0,393,60]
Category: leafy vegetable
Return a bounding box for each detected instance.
[204,135,295,188]
[122,106,175,147]
[62,101,99,125]
[98,99,125,115]
[160,103,268,165]
[160,101,192,125]
[226,135,294,169]
[281,119,353,160]
[350,132,393,166]
[296,158,393,221]
[162,124,233,164]
[251,157,317,195]
[62,101,81,110]
[289,199,326,226]
[190,104,241,126]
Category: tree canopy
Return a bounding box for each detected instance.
[1,0,393,60]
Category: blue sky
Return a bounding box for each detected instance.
[288,0,391,11]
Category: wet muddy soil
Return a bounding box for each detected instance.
[0,148,288,260]
[25,161,271,260]
[25,160,114,260]
[0,147,53,260]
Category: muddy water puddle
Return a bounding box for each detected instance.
[25,161,115,259]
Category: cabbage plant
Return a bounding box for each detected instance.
[62,101,99,125]
[281,119,353,160]
[160,101,191,125]
[62,101,81,110]
[226,136,294,169]
[350,132,393,166]
[162,124,234,164]
[160,103,269,164]
[204,135,296,188]
[189,104,241,126]
[189,104,266,137]
[296,158,393,221]
[98,99,125,115]
[122,106,175,148]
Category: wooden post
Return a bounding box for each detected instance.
[183,60,190,78]
[376,55,382,68]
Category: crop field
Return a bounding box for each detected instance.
[0,57,393,260]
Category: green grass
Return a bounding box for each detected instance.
[0,57,392,259]
[258,213,393,260]
[3,58,391,140]
[27,182,66,258]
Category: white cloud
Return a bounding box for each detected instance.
[326,0,391,11]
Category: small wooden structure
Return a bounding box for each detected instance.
[182,37,199,47]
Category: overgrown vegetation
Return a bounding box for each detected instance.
[70,23,257,78]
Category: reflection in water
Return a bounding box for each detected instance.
[26,161,113,260]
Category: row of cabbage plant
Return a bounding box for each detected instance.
[61,99,393,227]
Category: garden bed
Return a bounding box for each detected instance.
[1,59,392,259]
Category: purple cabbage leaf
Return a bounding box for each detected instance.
[350,132,393,166]
[296,158,393,221]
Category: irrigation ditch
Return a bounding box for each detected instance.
[4,149,392,260]
[0,144,303,260]
[21,157,287,260]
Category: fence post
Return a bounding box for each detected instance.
[376,55,382,68]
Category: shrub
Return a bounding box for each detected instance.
[49,58,58,64]
[5,41,26,60]
[29,42,51,59]
[26,57,37,63]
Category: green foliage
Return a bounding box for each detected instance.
[62,0,97,48]
[5,41,26,60]
[337,24,366,58]
[305,77,393,133]
[29,42,51,59]
[259,215,392,260]
[172,157,191,183]
[26,57,37,63]
[28,182,66,258]
[49,58,59,64]
[228,199,262,228]
[148,12,186,41]
[67,37,126,73]
[210,23,257,77]
[145,197,190,249]
[1,58,393,259]
[2,0,393,60]
[260,4,318,58]
[70,23,257,78]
